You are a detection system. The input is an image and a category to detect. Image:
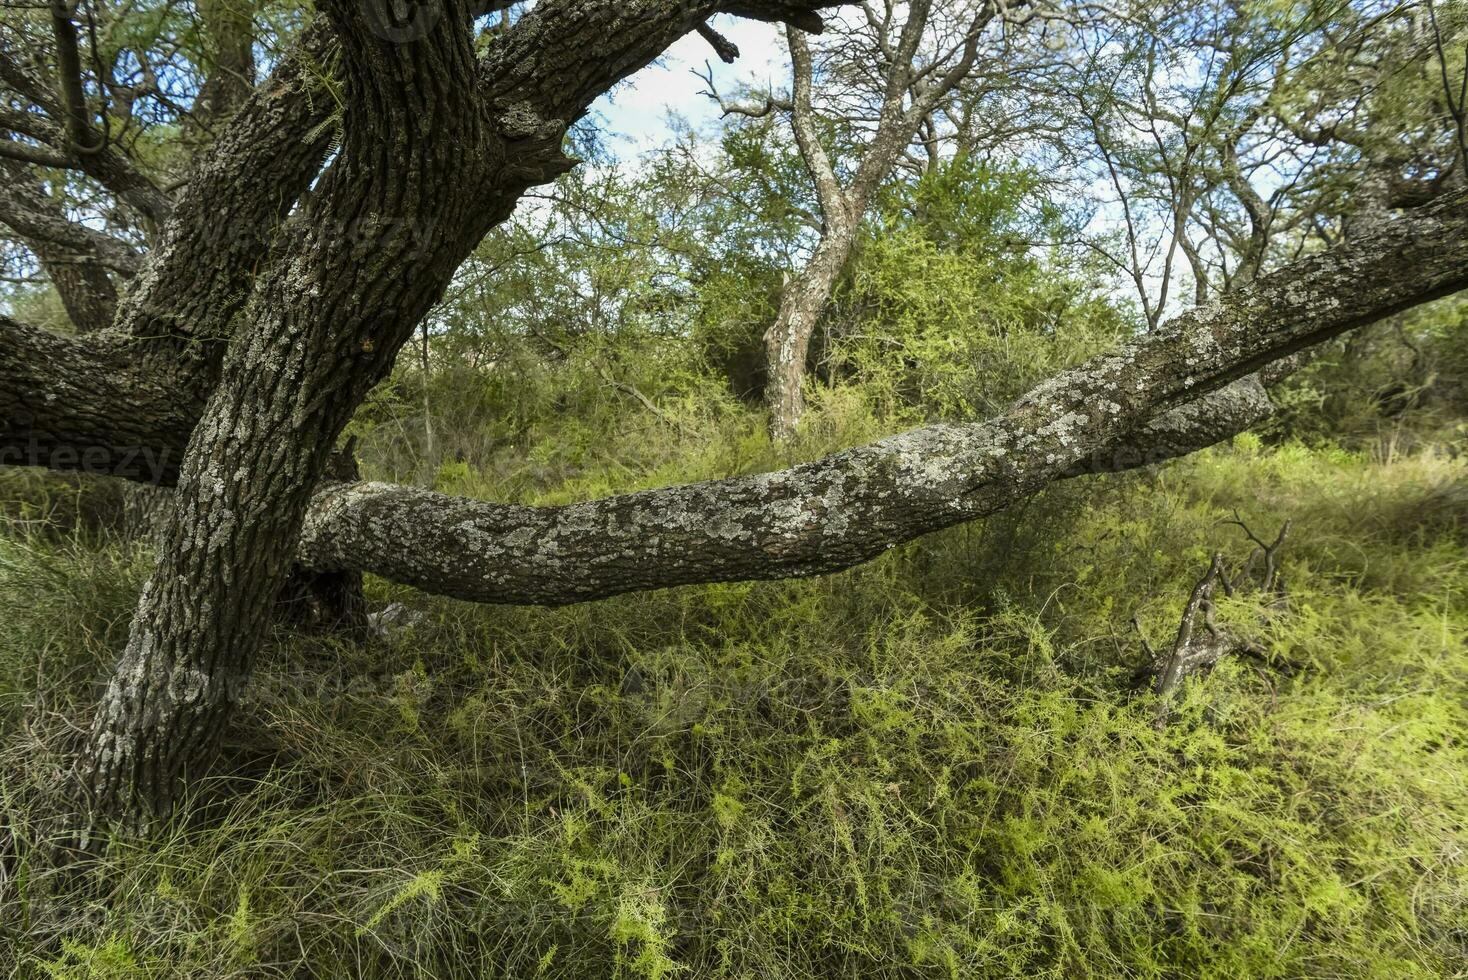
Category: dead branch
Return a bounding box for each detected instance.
[1143,521,1296,726]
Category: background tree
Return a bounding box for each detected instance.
[704,0,1067,438]
[1066,0,1467,322]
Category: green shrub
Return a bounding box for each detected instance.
[2,432,1464,978]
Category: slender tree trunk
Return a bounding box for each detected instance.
[764,210,857,440]
[420,320,437,479]
[760,0,970,440]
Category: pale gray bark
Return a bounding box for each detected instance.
[294,187,1468,604]
[760,2,1001,438]
[297,377,1277,607]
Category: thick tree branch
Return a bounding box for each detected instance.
[478,0,841,120]
[0,317,190,482]
[292,193,1468,605]
[0,138,71,169]
[6,195,1466,610]
[0,49,62,117]
[725,1,831,33]
[292,377,1278,606]
[0,156,142,269]
[110,20,337,384]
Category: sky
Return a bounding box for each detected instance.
[588,16,787,157]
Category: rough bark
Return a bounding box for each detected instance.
[71,0,502,841]
[67,0,849,842]
[295,195,1468,604]
[0,317,190,483]
[190,0,258,130]
[0,20,340,487]
[37,252,118,334]
[0,303,1271,586]
[111,21,338,383]
[275,443,372,638]
[0,14,314,350]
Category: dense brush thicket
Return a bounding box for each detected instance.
[2,155,1467,978]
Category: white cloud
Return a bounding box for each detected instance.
[591,17,787,157]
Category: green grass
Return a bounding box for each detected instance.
[1,432,1465,978]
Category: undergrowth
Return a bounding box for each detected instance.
[1,419,1464,978]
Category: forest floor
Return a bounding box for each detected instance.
[1,422,1465,978]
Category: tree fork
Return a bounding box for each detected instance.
[64,0,847,845]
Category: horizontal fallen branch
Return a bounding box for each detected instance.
[294,377,1280,606]
[5,193,1468,609]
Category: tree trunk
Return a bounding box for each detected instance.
[274,442,370,638]
[0,159,129,332]
[759,2,989,440]
[69,0,504,841]
[0,0,851,844]
[764,212,857,440]
[37,247,118,333]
